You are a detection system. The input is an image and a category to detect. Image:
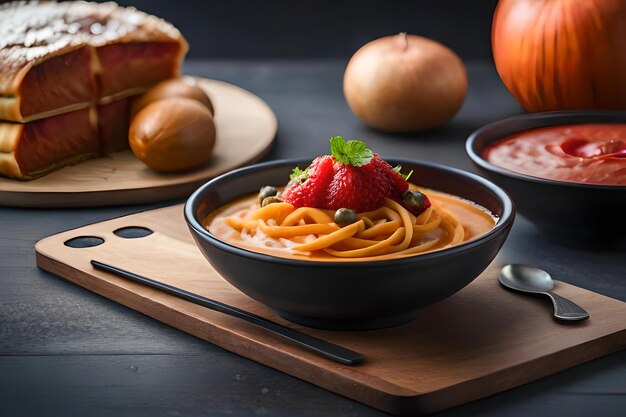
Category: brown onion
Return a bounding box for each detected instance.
[129,98,216,172]
[343,33,467,133]
[493,0,626,112]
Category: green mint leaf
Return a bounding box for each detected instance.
[289,166,309,182]
[329,136,349,164]
[329,136,373,167]
[393,165,413,181]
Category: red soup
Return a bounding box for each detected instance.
[484,124,626,186]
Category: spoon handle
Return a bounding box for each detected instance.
[545,291,589,321]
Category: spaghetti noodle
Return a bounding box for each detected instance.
[204,188,489,261]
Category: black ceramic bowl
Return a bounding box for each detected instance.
[467,111,626,247]
[185,158,514,330]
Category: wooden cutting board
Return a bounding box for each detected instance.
[35,204,626,416]
[0,78,276,208]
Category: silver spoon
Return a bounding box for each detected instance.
[499,264,589,321]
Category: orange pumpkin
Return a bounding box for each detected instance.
[492,0,626,112]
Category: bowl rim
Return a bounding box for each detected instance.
[466,110,626,191]
[184,157,515,268]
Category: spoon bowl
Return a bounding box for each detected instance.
[499,264,589,321]
[499,264,555,293]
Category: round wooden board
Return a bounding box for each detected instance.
[0,78,277,208]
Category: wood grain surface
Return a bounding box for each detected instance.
[35,203,626,416]
[0,78,277,208]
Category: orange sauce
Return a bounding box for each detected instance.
[204,188,496,262]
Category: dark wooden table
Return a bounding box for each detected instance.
[1,60,625,417]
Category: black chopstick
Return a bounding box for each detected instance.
[91,260,365,365]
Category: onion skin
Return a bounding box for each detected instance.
[343,34,467,133]
[129,98,216,172]
[493,0,626,112]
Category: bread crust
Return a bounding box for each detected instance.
[0,1,188,122]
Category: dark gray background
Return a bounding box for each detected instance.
[107,0,498,59]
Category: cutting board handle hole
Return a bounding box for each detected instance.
[64,236,105,248]
[113,226,154,239]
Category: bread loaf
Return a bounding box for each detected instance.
[0,1,188,179]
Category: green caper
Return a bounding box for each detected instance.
[334,208,357,226]
[261,196,283,207]
[401,190,431,215]
[258,186,278,205]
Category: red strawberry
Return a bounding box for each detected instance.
[326,163,363,210]
[370,155,409,196]
[283,137,416,213]
[282,155,334,208]
[326,155,403,212]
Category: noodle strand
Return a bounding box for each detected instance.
[221,197,471,259]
